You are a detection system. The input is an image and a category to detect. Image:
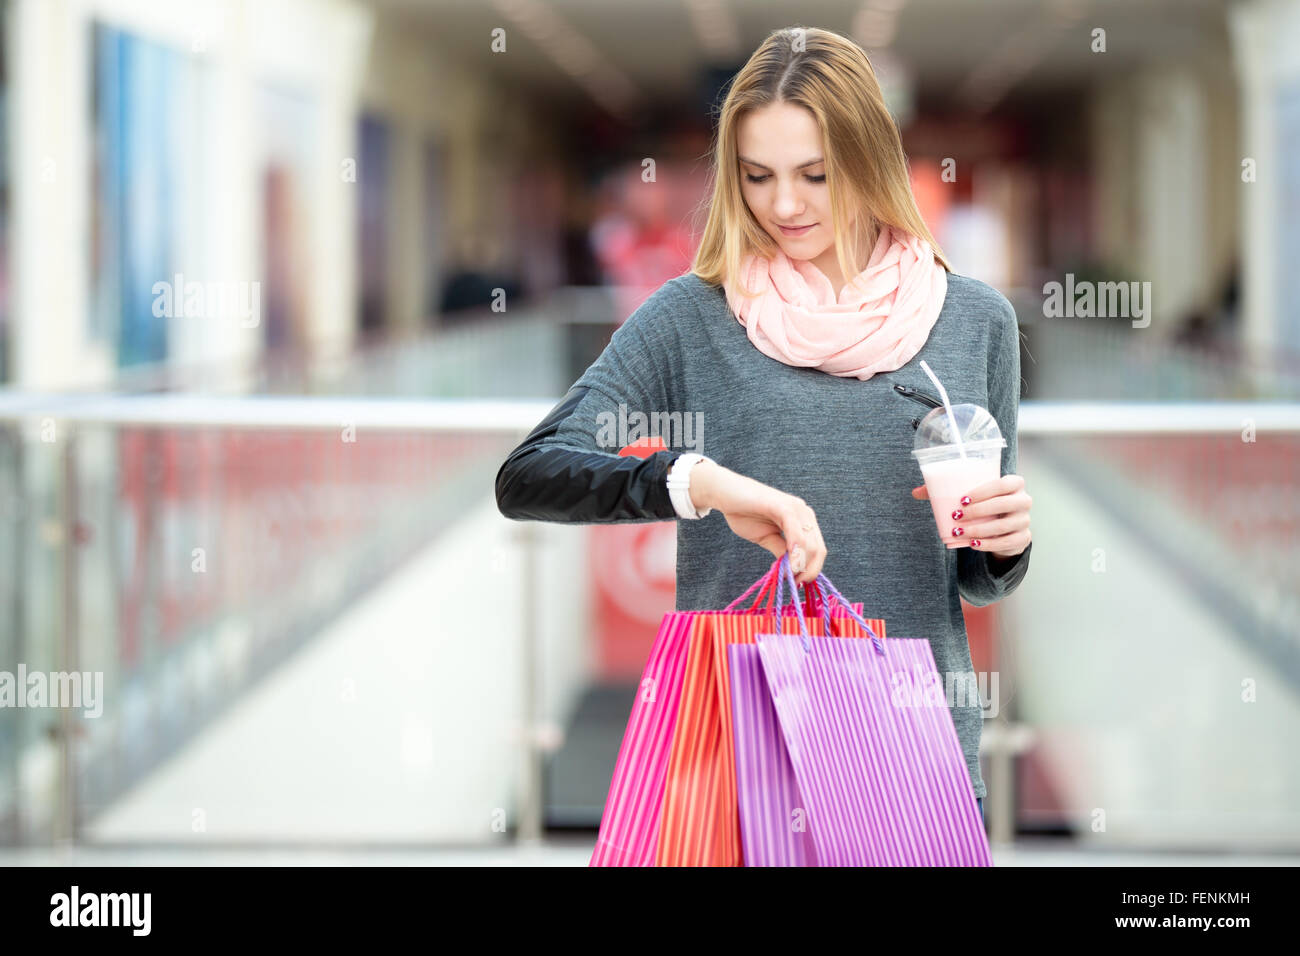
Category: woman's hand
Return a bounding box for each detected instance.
[689,460,826,584]
[912,473,1032,559]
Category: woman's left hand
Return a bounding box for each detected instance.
[911,474,1032,559]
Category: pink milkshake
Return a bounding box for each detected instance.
[918,449,1002,546]
[910,397,1006,548]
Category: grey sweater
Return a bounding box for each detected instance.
[504,270,1031,799]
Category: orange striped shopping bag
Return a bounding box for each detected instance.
[655,569,885,866]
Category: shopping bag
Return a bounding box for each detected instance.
[727,567,885,866]
[655,564,884,867]
[588,560,808,866]
[754,555,992,866]
[728,565,886,866]
[711,578,883,865]
[728,641,821,866]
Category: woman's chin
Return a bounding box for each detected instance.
[774,239,829,263]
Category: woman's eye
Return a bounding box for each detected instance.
[743,173,826,184]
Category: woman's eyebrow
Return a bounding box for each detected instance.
[737,156,824,171]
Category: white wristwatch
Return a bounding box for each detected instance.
[667,453,713,519]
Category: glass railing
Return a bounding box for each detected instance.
[0,395,524,844]
[988,402,1300,846]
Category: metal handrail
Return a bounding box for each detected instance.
[1,393,1297,433]
[0,392,553,431]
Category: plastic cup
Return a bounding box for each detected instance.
[910,404,1006,548]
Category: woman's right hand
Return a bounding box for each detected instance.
[687,459,826,585]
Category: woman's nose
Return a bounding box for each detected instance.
[773,183,802,218]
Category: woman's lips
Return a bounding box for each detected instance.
[777,222,816,237]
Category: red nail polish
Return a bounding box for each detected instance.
[960,496,971,506]
[951,509,963,520]
[972,539,981,547]
[951,527,963,537]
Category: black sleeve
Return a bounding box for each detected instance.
[495,282,691,524]
[494,382,681,524]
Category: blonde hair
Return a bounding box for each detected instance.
[690,26,951,298]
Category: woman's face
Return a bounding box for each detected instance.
[737,101,850,268]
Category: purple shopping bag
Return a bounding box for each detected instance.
[728,642,820,866]
[753,555,991,866]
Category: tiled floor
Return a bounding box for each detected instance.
[2,837,1297,867]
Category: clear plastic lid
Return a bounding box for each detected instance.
[910,403,1006,462]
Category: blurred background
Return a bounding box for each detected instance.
[1,0,1298,865]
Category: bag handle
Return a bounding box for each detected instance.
[802,578,834,633]
[724,557,782,613]
[770,556,886,656]
[771,553,812,650]
[809,570,885,655]
[725,556,822,622]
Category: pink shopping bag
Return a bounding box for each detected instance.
[752,556,992,866]
[588,609,695,866]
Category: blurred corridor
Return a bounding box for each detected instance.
[2,0,1299,865]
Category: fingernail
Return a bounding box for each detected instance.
[791,546,806,573]
[951,527,964,537]
[972,539,981,547]
[960,496,972,506]
[951,509,963,520]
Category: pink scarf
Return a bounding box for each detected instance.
[723,225,948,380]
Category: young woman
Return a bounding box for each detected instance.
[496,26,1033,822]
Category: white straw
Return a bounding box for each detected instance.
[919,360,967,459]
